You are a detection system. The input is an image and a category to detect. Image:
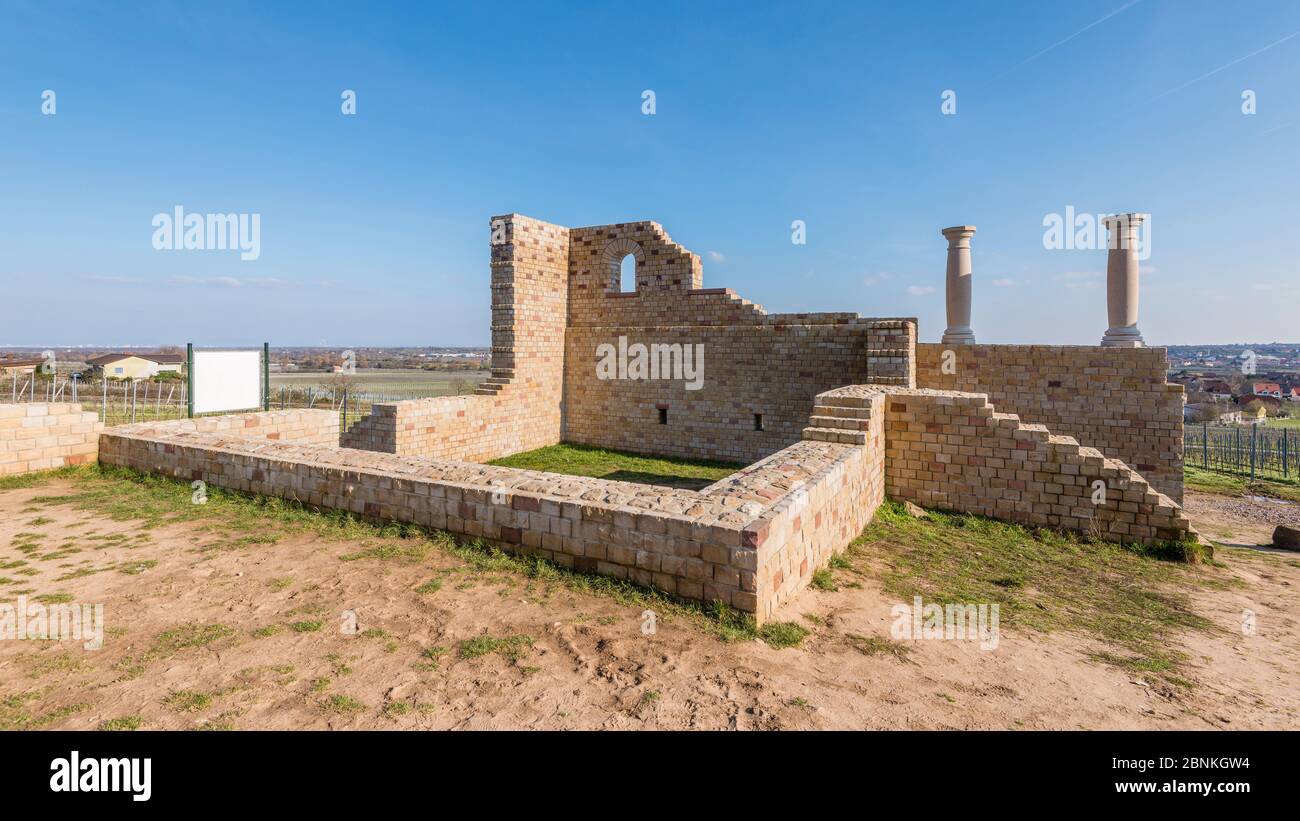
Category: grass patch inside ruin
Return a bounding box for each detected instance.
[842,500,1234,688]
[488,443,742,490]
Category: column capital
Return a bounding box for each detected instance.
[941,225,976,244]
[1101,212,1147,231]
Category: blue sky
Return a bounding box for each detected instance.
[2,0,1297,347]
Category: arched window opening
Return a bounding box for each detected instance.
[619,253,637,293]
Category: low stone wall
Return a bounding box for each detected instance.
[99,411,876,622]
[0,403,103,476]
[168,409,341,446]
[815,386,1193,545]
[339,393,553,462]
[915,343,1184,502]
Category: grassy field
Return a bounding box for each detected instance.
[1184,465,1300,503]
[270,369,488,395]
[487,443,742,490]
[842,501,1233,688]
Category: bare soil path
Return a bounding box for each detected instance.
[2,479,1297,730]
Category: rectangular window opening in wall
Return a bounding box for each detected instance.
[658,407,668,425]
[754,413,764,431]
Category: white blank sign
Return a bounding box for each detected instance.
[192,350,262,414]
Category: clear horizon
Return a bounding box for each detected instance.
[3,0,1298,347]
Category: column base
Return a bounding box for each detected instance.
[942,328,976,345]
[1101,327,1145,348]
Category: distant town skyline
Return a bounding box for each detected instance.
[3,1,1298,346]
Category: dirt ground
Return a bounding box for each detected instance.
[2,479,1298,730]
[1184,488,1300,549]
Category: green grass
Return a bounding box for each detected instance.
[115,622,237,680]
[163,690,213,712]
[1185,465,1300,503]
[320,694,364,714]
[758,621,809,649]
[98,716,143,731]
[488,443,741,490]
[414,578,443,595]
[458,634,533,661]
[846,633,912,661]
[846,501,1232,687]
[810,568,838,591]
[0,695,89,730]
[290,620,324,633]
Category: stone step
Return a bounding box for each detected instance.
[807,414,869,431]
[801,426,867,445]
[812,404,874,419]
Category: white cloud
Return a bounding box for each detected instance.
[906,285,936,296]
[171,275,243,288]
[863,271,891,287]
[82,274,146,285]
[1056,270,1101,290]
[991,278,1015,287]
[707,250,725,263]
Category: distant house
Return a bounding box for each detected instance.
[1289,387,1300,402]
[0,357,45,378]
[86,352,185,380]
[1242,405,1269,425]
[1199,378,1233,399]
[1238,394,1283,416]
[1251,381,1283,398]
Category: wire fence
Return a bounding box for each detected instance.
[1184,422,1296,481]
[3,373,478,431]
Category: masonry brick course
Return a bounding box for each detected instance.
[0,403,103,476]
[915,343,1184,502]
[60,213,1195,624]
[99,410,876,622]
[814,385,1193,546]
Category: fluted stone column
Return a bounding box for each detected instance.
[1100,213,1146,348]
[941,225,976,345]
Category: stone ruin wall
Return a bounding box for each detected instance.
[561,220,920,464]
[0,403,103,476]
[98,409,886,621]
[914,344,1184,503]
[72,212,1195,623]
[341,214,569,462]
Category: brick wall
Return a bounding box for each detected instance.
[117,409,340,447]
[0,403,103,476]
[341,214,569,461]
[99,411,880,623]
[818,385,1193,545]
[915,343,1184,502]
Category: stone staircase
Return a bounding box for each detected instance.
[803,401,873,445]
[474,367,515,396]
[802,385,1197,544]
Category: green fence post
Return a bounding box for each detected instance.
[186,343,194,419]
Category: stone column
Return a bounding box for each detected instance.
[941,225,976,345]
[1100,212,1147,347]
